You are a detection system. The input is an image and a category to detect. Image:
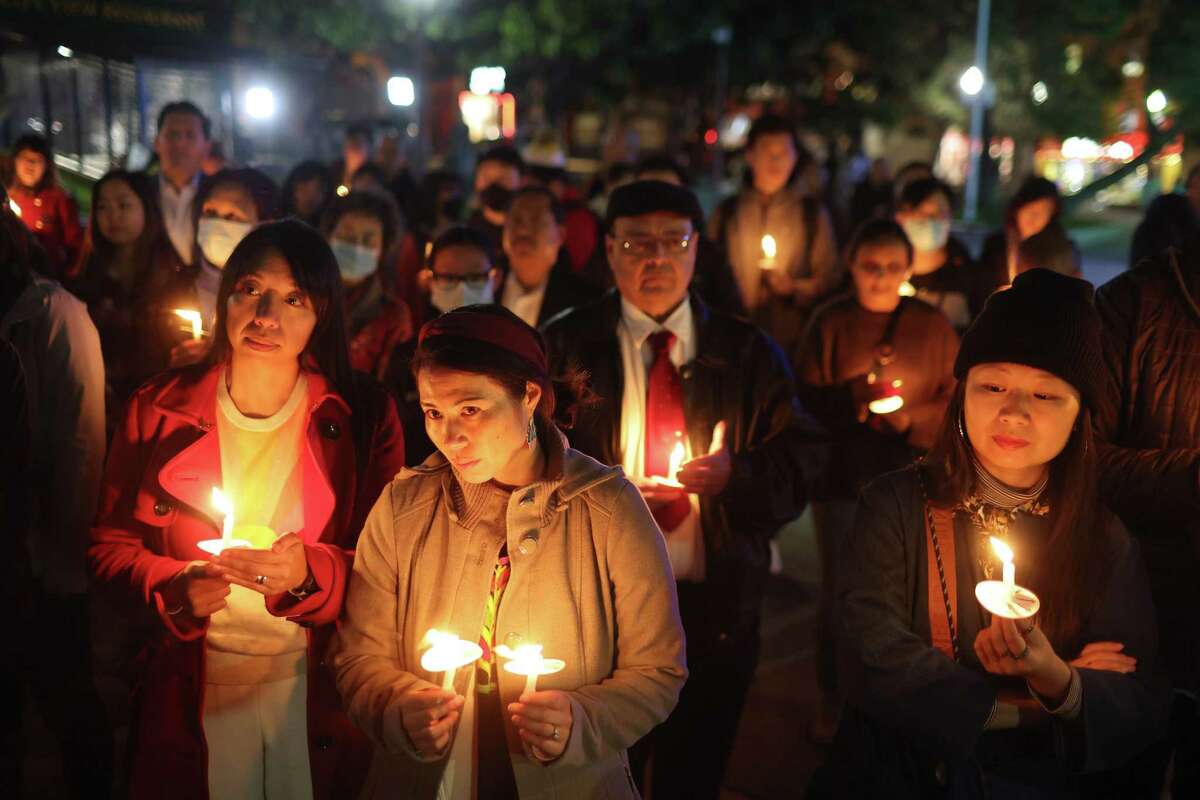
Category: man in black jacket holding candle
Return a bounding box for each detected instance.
[542,180,827,799]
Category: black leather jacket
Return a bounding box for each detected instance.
[542,290,828,649]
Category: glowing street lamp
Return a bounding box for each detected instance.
[244,87,277,120]
[388,76,415,107]
[960,66,985,97]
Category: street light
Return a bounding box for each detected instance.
[1031,81,1049,105]
[57,45,74,58]
[960,66,984,97]
[388,76,415,107]
[1146,89,1168,114]
[244,87,277,120]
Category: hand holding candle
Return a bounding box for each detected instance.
[500,643,573,762]
[975,536,1040,620]
[673,421,732,496]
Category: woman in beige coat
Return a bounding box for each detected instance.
[333,304,687,799]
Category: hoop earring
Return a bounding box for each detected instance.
[526,416,538,449]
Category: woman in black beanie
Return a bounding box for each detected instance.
[828,269,1169,798]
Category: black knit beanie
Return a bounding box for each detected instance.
[954,268,1104,409]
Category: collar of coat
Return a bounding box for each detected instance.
[545,288,733,371]
[150,361,350,430]
[404,424,622,530]
[148,362,347,538]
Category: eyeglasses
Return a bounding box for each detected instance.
[616,233,694,257]
[430,272,492,289]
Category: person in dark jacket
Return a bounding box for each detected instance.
[831,269,1169,798]
[1127,193,1200,271]
[797,219,958,741]
[468,144,525,253]
[498,186,596,328]
[1093,236,1200,796]
[895,177,977,331]
[543,179,827,800]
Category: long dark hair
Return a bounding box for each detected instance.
[70,170,164,282]
[410,305,594,433]
[921,381,1112,648]
[204,220,355,401]
[1004,176,1062,236]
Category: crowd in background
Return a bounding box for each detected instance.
[3,99,1200,800]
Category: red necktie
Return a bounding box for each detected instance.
[645,330,691,531]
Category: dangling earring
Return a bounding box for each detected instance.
[957,410,967,442]
[526,416,538,449]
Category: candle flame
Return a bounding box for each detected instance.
[668,439,685,482]
[760,234,777,259]
[990,536,1014,564]
[867,395,905,415]
[898,281,916,297]
[174,309,201,325]
[8,198,22,218]
[211,487,233,516]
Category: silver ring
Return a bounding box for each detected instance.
[255,575,267,585]
[551,726,560,741]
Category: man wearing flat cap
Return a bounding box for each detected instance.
[542,180,827,799]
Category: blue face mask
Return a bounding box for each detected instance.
[330,241,380,284]
[197,217,253,268]
[901,218,951,253]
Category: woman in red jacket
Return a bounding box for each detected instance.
[89,219,406,800]
[6,133,84,275]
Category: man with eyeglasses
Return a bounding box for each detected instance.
[543,180,827,799]
[500,186,596,327]
[387,225,500,464]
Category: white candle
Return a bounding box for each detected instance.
[760,234,778,269]
[420,629,482,692]
[212,487,234,543]
[174,308,203,340]
[990,537,1015,591]
[667,439,685,483]
[498,643,566,697]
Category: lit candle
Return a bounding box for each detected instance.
[174,309,203,340]
[9,198,22,218]
[649,433,686,488]
[421,629,483,692]
[759,234,778,269]
[867,379,905,415]
[991,536,1015,591]
[198,488,254,555]
[898,281,917,297]
[498,643,566,696]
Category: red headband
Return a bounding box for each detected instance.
[418,309,549,377]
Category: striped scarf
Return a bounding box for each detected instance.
[475,545,511,694]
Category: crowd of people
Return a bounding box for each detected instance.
[2,100,1199,800]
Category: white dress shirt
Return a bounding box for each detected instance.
[500,271,548,327]
[159,172,200,265]
[617,296,706,582]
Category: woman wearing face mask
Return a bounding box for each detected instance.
[168,168,281,369]
[320,190,413,381]
[333,305,686,799]
[796,219,959,744]
[386,225,502,465]
[894,177,977,332]
[67,170,181,430]
[828,269,1168,797]
[89,220,407,800]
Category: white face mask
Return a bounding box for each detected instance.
[901,218,951,253]
[430,279,494,313]
[197,217,254,268]
[330,241,379,284]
